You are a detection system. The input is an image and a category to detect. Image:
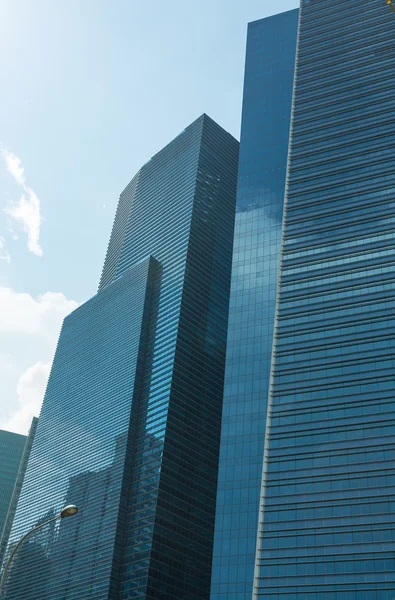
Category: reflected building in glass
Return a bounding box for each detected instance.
[3,114,238,600]
[210,10,298,600]
[254,0,395,599]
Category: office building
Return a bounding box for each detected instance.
[0,429,27,542]
[211,1,395,598]
[4,114,238,600]
[253,0,395,598]
[0,417,38,563]
[211,10,298,600]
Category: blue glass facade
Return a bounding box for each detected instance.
[211,11,298,600]
[4,114,238,600]
[3,256,161,600]
[112,114,238,600]
[0,429,27,544]
[254,1,395,598]
[0,417,38,563]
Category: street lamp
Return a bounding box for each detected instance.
[0,504,78,596]
[60,505,78,518]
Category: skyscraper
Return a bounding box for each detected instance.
[3,114,238,600]
[253,1,395,599]
[0,429,28,542]
[0,418,38,563]
[210,11,298,600]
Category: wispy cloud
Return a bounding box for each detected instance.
[2,151,43,257]
[3,152,25,186]
[0,236,11,264]
[5,190,42,256]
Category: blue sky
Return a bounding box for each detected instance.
[0,0,298,434]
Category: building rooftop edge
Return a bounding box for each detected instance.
[248,7,299,28]
[119,113,238,197]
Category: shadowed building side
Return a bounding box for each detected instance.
[210,11,298,600]
[4,114,238,600]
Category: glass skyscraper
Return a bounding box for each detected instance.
[211,10,298,600]
[3,114,238,600]
[0,429,28,544]
[254,1,395,599]
[0,418,38,564]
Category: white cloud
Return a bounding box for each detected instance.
[3,362,51,435]
[5,191,42,256]
[3,152,25,187]
[0,287,78,434]
[0,287,78,334]
[2,150,43,257]
[0,236,10,264]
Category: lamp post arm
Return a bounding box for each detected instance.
[0,514,61,595]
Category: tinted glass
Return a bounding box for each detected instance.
[255,1,395,599]
[0,430,26,540]
[5,115,239,600]
[211,10,298,600]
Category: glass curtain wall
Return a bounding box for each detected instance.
[211,11,298,600]
[254,1,395,598]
